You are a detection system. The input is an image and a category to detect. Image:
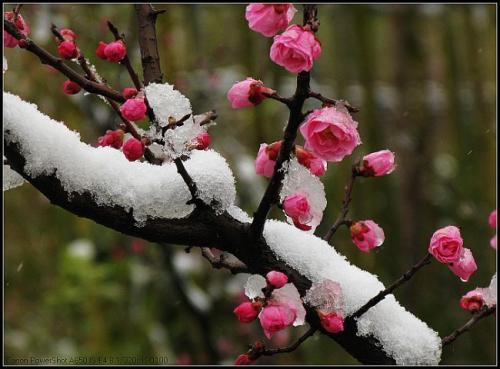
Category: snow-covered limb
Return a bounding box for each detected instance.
[4,91,444,364]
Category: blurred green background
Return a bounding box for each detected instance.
[3,3,496,365]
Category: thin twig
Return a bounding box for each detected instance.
[441,306,496,347]
[309,91,359,113]
[13,4,23,21]
[194,110,218,126]
[324,168,358,242]
[351,253,433,320]
[200,248,248,275]
[262,91,292,106]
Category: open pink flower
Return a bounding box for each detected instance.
[350,220,385,253]
[460,289,485,312]
[283,192,313,231]
[122,137,145,161]
[266,271,288,289]
[428,225,464,264]
[98,129,124,149]
[489,210,497,229]
[318,310,344,334]
[233,301,263,323]
[295,145,326,176]
[245,4,297,37]
[270,25,321,73]
[227,78,275,108]
[448,248,477,282]
[4,11,30,48]
[120,98,147,121]
[255,141,282,178]
[359,150,396,177]
[299,106,361,162]
[259,303,296,339]
[104,40,126,62]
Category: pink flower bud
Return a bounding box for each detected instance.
[259,304,296,339]
[266,271,288,289]
[233,301,262,323]
[318,310,344,334]
[95,41,108,60]
[234,353,252,365]
[227,78,274,108]
[350,220,385,253]
[491,234,497,250]
[4,12,29,48]
[245,4,297,37]
[359,150,396,177]
[60,28,77,42]
[428,225,464,264]
[193,132,211,150]
[489,210,497,229]
[270,24,321,73]
[255,141,282,178]
[448,248,477,282]
[104,40,126,62]
[122,87,138,100]
[57,40,78,59]
[299,106,361,162]
[98,129,124,149]
[283,192,313,231]
[122,137,145,161]
[295,145,326,176]
[460,289,485,312]
[120,98,147,121]
[62,80,81,95]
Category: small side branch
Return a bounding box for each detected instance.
[200,248,248,275]
[309,91,359,113]
[351,253,432,319]
[442,306,496,347]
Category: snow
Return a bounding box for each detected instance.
[3,56,7,74]
[263,219,442,365]
[245,274,267,299]
[3,163,26,191]
[3,92,235,224]
[280,158,326,231]
[482,273,496,307]
[304,279,343,313]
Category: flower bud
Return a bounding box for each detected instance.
[234,353,252,365]
[60,28,77,42]
[62,80,81,95]
[318,310,344,333]
[4,12,30,48]
[448,248,477,282]
[233,301,262,323]
[359,150,396,177]
[104,40,126,62]
[227,78,275,108]
[57,40,78,59]
[122,87,138,100]
[95,41,108,60]
[460,289,485,312]
[350,220,385,253]
[122,137,145,161]
[266,271,288,289]
[193,132,211,150]
[120,98,147,121]
[97,129,124,149]
[259,303,296,339]
[295,145,326,176]
[489,210,497,229]
[283,192,313,231]
[255,141,282,178]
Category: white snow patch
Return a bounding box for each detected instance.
[263,219,442,365]
[3,163,25,191]
[245,274,267,299]
[3,92,235,223]
[482,273,496,307]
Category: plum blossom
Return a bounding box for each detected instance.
[227,78,275,108]
[318,310,344,333]
[4,11,30,48]
[62,80,81,95]
[428,225,464,264]
[266,271,288,289]
[259,303,296,339]
[283,192,313,231]
[350,220,385,253]
[98,129,124,149]
[448,248,477,282]
[359,149,396,177]
[57,40,78,59]
[460,289,484,312]
[103,40,126,62]
[122,137,145,161]
[245,3,297,37]
[233,301,263,323]
[255,141,281,178]
[295,145,326,176]
[120,98,147,121]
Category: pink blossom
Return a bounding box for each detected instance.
[120,98,147,121]
[270,25,321,73]
[122,87,138,100]
[122,137,145,161]
[227,78,274,108]
[491,235,497,250]
[104,40,126,62]
[283,192,313,231]
[193,132,211,150]
[4,12,29,48]
[428,225,464,264]
[234,353,252,365]
[233,301,262,323]
[60,28,77,42]
[359,149,396,177]
[318,310,344,334]
[98,129,124,149]
[245,4,297,37]
[448,248,477,282]
[299,106,361,162]
[62,80,81,95]
[489,210,497,229]
[350,220,385,253]
[255,141,281,178]
[266,271,288,289]
[295,145,326,176]
[57,40,78,59]
[95,41,108,60]
[460,289,485,312]
[259,303,296,339]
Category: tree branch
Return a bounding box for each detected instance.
[308,91,359,113]
[200,248,248,275]
[441,306,496,347]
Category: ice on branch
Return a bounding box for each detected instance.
[280,158,326,231]
[304,279,343,312]
[3,92,235,223]
[245,274,267,299]
[482,273,497,307]
[263,220,442,365]
[3,161,26,191]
